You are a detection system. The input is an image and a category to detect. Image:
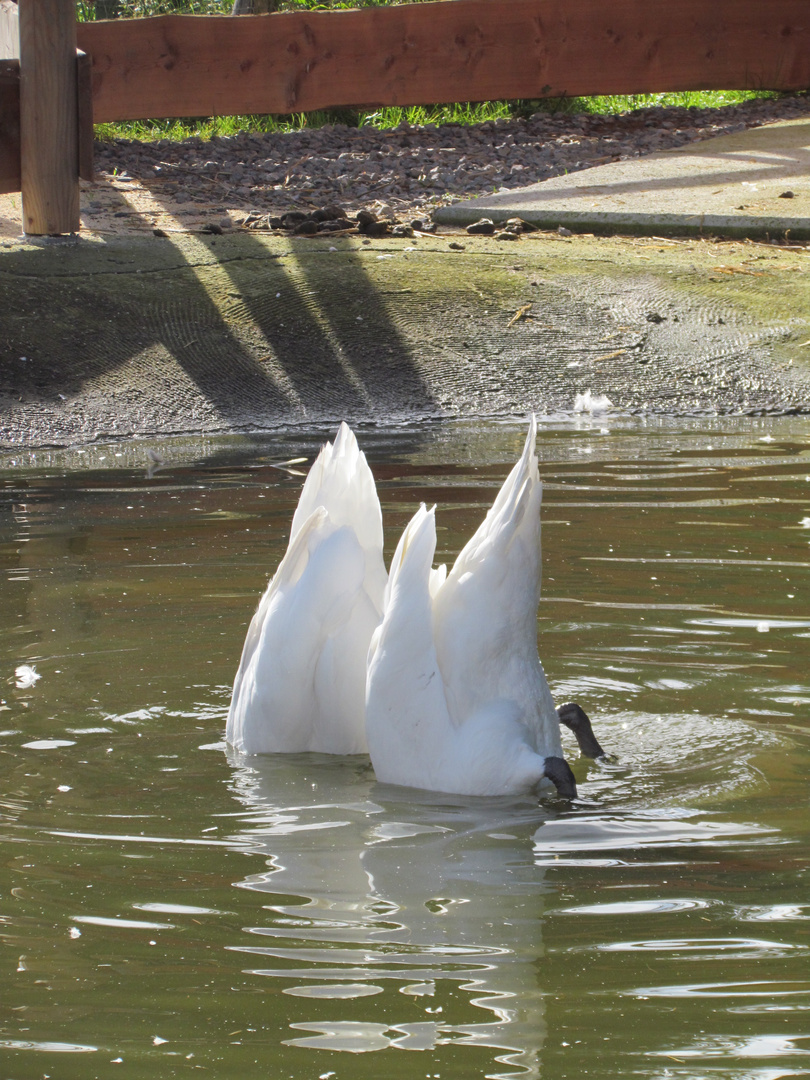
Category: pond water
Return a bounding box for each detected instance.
[1,415,809,1080]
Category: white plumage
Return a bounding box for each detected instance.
[226,422,386,755]
[365,417,566,796]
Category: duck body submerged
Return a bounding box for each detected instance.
[226,423,386,755]
[366,418,567,797]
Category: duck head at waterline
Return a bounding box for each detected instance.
[226,419,606,799]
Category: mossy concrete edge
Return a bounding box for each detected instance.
[1,230,809,448]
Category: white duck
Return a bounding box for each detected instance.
[226,422,387,755]
[366,417,582,798]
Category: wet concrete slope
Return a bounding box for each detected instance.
[1,230,808,447]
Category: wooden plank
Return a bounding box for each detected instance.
[77,0,810,124]
[0,0,19,61]
[0,49,92,197]
[0,0,17,197]
[0,58,20,194]
[77,49,94,182]
[19,0,80,234]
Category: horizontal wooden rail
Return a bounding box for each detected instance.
[77,0,810,124]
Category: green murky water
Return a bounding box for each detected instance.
[1,416,809,1080]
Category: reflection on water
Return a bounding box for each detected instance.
[227,752,555,1076]
[1,415,809,1080]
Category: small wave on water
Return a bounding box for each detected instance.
[558,708,789,809]
[215,706,795,1079]
[4,416,810,1080]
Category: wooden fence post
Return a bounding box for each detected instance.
[19,0,80,235]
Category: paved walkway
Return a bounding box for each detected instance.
[434,117,810,239]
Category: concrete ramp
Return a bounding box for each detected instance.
[1,229,809,447]
[434,118,810,239]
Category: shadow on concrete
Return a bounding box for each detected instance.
[445,122,810,213]
[0,216,439,445]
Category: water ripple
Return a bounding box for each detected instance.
[283,983,384,999]
[736,904,810,922]
[650,1033,810,1058]
[558,898,711,915]
[0,1040,98,1053]
[596,936,806,959]
[627,979,810,999]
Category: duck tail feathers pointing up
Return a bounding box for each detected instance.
[384,504,436,610]
[450,417,540,575]
[291,424,383,556]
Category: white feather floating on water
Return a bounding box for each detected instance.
[574,391,613,414]
[15,664,41,689]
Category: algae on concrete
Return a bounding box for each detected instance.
[1,230,809,447]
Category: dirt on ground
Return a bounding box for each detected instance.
[1,225,808,449]
[3,94,810,241]
[0,176,246,240]
[2,99,810,447]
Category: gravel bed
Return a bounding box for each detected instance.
[96,94,810,226]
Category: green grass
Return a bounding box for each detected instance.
[362,91,781,128]
[95,91,783,144]
[77,0,417,17]
[93,102,517,142]
[549,90,781,115]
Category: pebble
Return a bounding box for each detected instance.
[94,95,810,224]
[467,218,495,235]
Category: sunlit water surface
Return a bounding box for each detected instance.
[1,416,809,1080]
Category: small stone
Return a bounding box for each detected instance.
[367,220,392,236]
[311,205,345,222]
[466,218,495,235]
[505,217,536,232]
[391,223,415,237]
[557,226,573,236]
[357,211,390,235]
[280,211,309,229]
[294,219,319,235]
[314,219,345,233]
[153,228,168,238]
[494,230,520,241]
[448,241,465,250]
[200,222,223,235]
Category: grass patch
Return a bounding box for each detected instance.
[545,90,782,115]
[95,90,782,144]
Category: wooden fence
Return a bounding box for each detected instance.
[2,0,810,234]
